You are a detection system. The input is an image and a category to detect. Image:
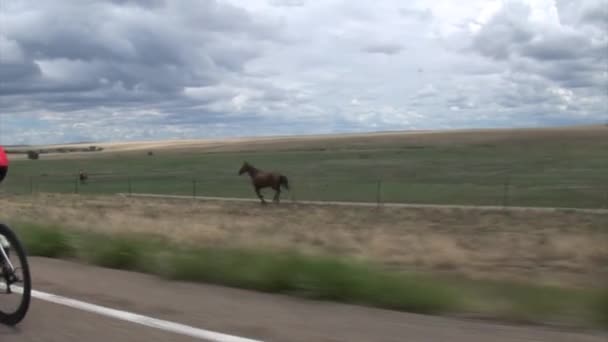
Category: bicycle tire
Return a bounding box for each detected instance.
[0,223,31,325]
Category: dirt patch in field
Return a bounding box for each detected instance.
[2,193,607,288]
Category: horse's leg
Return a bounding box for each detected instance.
[273,186,281,203]
[255,186,267,205]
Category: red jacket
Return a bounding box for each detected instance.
[0,146,8,167]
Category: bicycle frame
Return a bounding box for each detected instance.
[1,235,17,294]
[0,223,32,325]
[0,246,14,272]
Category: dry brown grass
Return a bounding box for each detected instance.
[2,193,607,289]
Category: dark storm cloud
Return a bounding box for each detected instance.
[473,1,607,64]
[471,3,535,60]
[497,76,553,108]
[398,8,433,21]
[520,32,590,61]
[446,95,472,108]
[0,0,283,111]
[159,109,258,126]
[109,0,165,7]
[362,43,404,55]
[581,6,608,27]
[269,0,306,7]
[556,0,608,28]
[1,0,606,145]
[469,0,607,116]
[0,61,41,87]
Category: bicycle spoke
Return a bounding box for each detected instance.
[0,224,32,325]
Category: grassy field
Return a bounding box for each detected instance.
[3,194,607,328]
[3,126,606,328]
[2,193,607,289]
[16,222,608,329]
[3,125,608,208]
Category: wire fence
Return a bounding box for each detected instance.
[2,172,607,209]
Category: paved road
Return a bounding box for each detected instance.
[119,193,608,214]
[1,258,606,342]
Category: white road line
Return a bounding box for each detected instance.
[8,286,263,342]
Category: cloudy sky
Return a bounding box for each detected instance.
[0,0,606,144]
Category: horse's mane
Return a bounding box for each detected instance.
[248,163,260,174]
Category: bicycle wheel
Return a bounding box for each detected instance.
[0,223,31,325]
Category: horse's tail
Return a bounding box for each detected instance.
[280,175,289,191]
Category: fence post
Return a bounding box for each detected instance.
[502,174,510,208]
[128,176,132,195]
[376,180,382,208]
[192,179,197,198]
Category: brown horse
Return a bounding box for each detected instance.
[79,170,88,184]
[238,162,289,204]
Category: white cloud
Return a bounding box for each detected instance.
[0,0,606,144]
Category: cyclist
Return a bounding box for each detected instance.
[0,146,8,250]
[0,145,7,183]
[0,144,30,326]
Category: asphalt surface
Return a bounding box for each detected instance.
[0,257,606,342]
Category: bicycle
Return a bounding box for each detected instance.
[0,223,31,325]
[0,146,31,325]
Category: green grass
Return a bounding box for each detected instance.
[597,290,608,327]
[77,233,165,270]
[160,248,458,313]
[17,223,76,258]
[4,132,608,208]
[12,222,608,328]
